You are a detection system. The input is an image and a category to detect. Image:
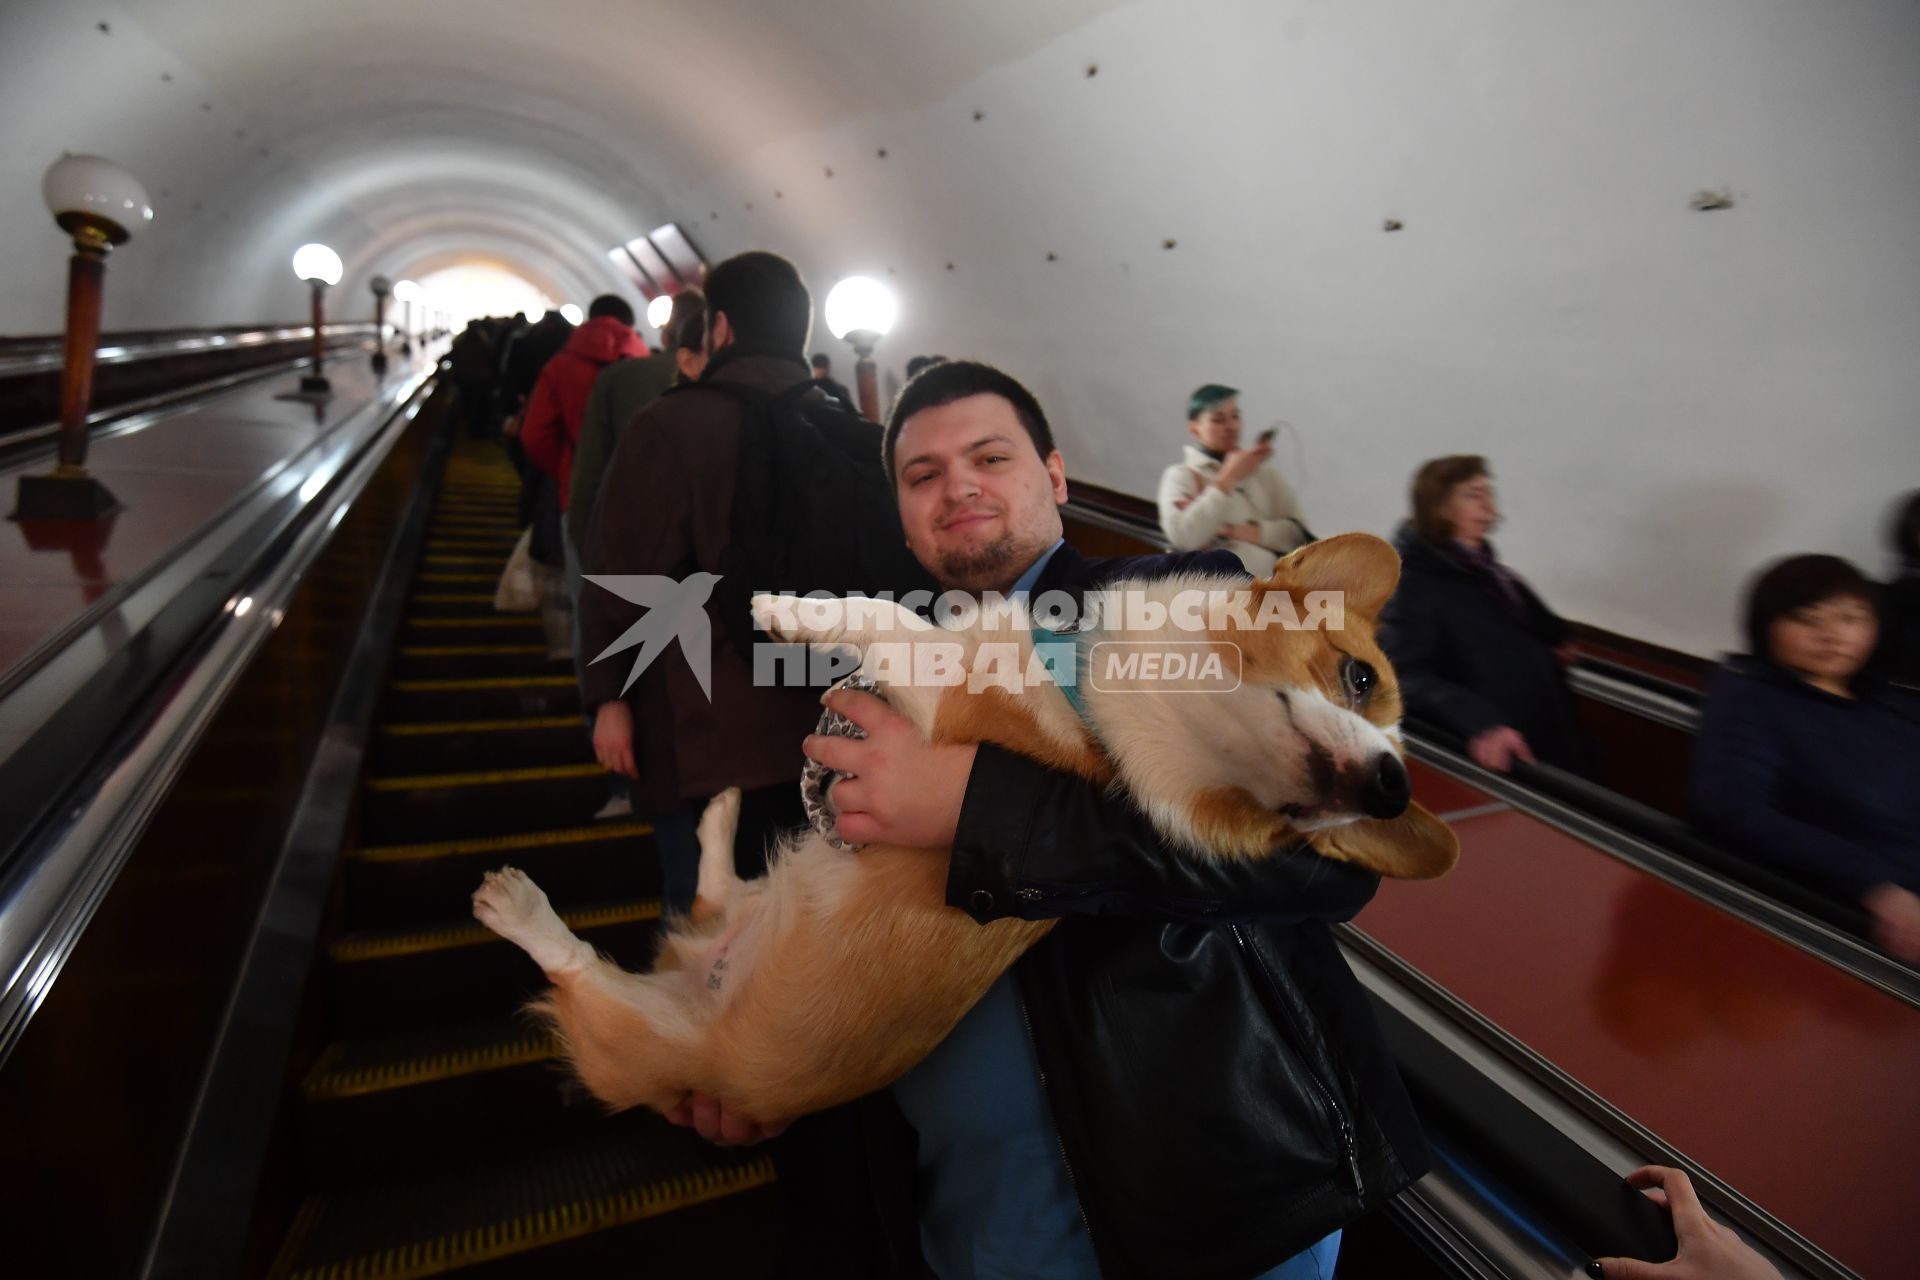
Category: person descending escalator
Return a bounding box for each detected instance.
[1378,455,1597,776]
[1157,383,1313,577]
[1691,554,1920,963]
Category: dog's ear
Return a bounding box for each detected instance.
[1308,800,1459,880]
[1267,532,1401,621]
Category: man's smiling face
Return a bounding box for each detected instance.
[892,392,1068,594]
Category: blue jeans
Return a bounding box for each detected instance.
[649,802,702,916]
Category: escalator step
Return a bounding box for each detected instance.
[405,595,507,617]
[330,899,657,964]
[384,674,579,719]
[295,1014,657,1187]
[369,714,592,775]
[397,621,552,651]
[270,1133,776,1280]
[326,899,664,1035]
[360,762,609,842]
[345,820,655,932]
[357,821,655,866]
[391,645,559,678]
[304,1019,557,1102]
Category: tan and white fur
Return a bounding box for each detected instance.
[472,533,1457,1124]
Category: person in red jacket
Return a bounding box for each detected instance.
[520,294,649,513]
[521,294,649,817]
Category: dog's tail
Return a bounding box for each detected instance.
[689,786,744,926]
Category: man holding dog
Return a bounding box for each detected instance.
[687,360,1431,1278]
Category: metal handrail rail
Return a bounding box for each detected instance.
[1402,730,1919,1006]
[0,361,439,1070]
[1343,937,1855,1280]
[0,323,378,380]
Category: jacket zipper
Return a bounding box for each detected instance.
[1014,974,1096,1247]
[1230,924,1363,1194]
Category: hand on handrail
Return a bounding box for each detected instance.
[1591,1166,1780,1280]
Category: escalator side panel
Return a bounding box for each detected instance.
[0,394,439,1278]
[1357,807,1920,1278]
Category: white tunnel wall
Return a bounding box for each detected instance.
[2,0,1916,657]
[691,0,1920,657]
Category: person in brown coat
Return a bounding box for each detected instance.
[579,250,891,1274]
[579,254,825,903]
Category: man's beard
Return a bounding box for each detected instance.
[936,530,1019,592]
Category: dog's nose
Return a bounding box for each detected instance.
[1358,753,1410,820]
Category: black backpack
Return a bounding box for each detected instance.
[695,379,936,665]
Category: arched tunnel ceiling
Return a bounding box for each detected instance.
[100,0,1133,305]
[3,0,1918,659]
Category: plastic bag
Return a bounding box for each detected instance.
[493,527,540,612]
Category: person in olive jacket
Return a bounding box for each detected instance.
[1691,554,1920,963]
[1378,455,1594,775]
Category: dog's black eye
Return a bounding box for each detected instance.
[1342,656,1377,700]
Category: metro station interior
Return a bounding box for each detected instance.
[1,3,1915,1279]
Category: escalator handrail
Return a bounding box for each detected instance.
[0,344,380,467]
[1343,934,1857,1280]
[1571,653,1705,708]
[1406,714,1872,935]
[1401,718,1920,1008]
[0,360,441,1072]
[0,323,377,380]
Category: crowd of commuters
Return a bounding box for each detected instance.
[439,247,1889,1279]
[1158,393,1915,952]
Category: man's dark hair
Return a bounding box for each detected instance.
[664,289,706,353]
[588,294,634,325]
[883,359,1055,479]
[904,354,947,380]
[811,353,832,370]
[1743,554,1881,662]
[702,251,811,353]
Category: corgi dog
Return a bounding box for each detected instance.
[472,532,1457,1124]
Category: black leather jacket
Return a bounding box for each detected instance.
[934,546,1430,1279]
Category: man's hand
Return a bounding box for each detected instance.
[593,700,638,779]
[1864,883,1920,963]
[801,688,977,849]
[1467,725,1535,772]
[1214,442,1273,491]
[1592,1166,1780,1280]
[501,412,523,440]
[665,1091,790,1147]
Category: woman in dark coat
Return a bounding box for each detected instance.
[1378,455,1592,774]
[1883,490,1920,688]
[1691,555,1920,962]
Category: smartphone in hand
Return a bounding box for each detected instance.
[1255,427,1277,447]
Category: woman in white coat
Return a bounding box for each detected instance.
[1157,384,1312,576]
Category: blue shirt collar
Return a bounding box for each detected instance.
[1009,538,1066,601]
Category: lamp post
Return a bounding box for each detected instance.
[645,292,674,339]
[369,274,392,374]
[14,155,153,520]
[824,276,899,422]
[393,279,420,356]
[292,243,342,396]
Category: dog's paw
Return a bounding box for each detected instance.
[474,867,584,973]
[473,866,548,935]
[699,787,743,850]
[750,593,806,644]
